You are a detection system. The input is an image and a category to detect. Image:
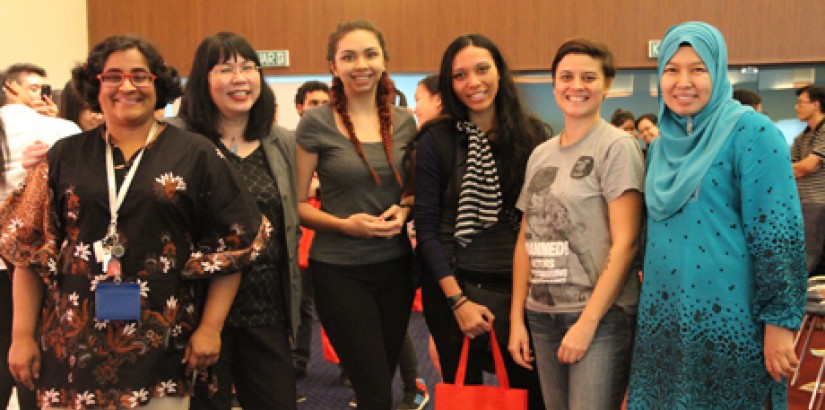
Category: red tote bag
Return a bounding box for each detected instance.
[435,328,528,410]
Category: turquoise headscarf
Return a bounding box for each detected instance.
[644,22,750,221]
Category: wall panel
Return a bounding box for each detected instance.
[87,0,823,75]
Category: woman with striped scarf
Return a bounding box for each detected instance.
[413,33,549,410]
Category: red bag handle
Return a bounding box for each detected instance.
[453,327,510,388]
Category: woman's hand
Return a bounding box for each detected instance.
[183,326,221,372]
[342,213,399,238]
[764,323,798,381]
[22,141,50,170]
[8,336,40,390]
[557,318,598,364]
[453,300,494,339]
[508,319,534,369]
[378,204,411,235]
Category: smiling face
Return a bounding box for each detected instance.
[637,118,660,144]
[413,83,442,125]
[553,53,611,121]
[451,45,500,122]
[330,29,386,96]
[208,54,261,121]
[97,47,157,129]
[661,46,712,117]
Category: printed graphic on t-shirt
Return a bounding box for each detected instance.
[523,166,598,307]
[570,156,594,179]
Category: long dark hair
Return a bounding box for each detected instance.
[60,79,86,127]
[327,20,402,186]
[437,34,546,203]
[178,32,275,143]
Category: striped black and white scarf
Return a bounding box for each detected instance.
[454,120,502,247]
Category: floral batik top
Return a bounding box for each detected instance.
[1,124,269,409]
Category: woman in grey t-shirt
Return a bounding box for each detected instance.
[295,20,416,410]
[510,38,644,410]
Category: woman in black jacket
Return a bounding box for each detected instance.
[413,33,548,410]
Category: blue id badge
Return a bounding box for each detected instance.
[95,282,141,321]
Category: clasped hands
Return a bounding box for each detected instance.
[342,204,410,238]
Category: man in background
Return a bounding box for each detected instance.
[791,85,825,275]
[294,80,329,117]
[4,63,59,117]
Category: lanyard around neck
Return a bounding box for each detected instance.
[104,121,159,238]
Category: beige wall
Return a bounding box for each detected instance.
[0,0,89,88]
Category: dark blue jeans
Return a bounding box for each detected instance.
[527,308,635,410]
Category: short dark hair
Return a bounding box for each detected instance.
[72,35,182,112]
[610,109,635,128]
[294,80,330,106]
[797,85,825,114]
[418,74,439,95]
[551,38,617,80]
[635,113,658,128]
[178,32,274,142]
[732,89,762,108]
[4,63,47,83]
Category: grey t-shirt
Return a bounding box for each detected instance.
[516,119,644,313]
[296,105,415,265]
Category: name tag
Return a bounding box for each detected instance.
[95,282,141,321]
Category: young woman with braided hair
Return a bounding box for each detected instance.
[295,20,417,410]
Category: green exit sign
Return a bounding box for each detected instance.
[258,50,290,68]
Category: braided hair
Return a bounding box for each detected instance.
[327,20,402,186]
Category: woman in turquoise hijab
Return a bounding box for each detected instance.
[627,21,806,409]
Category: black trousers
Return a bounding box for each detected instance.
[0,270,37,410]
[292,267,314,370]
[189,322,296,410]
[421,272,545,410]
[397,332,419,392]
[312,254,415,410]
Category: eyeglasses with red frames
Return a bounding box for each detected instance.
[96,71,157,87]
